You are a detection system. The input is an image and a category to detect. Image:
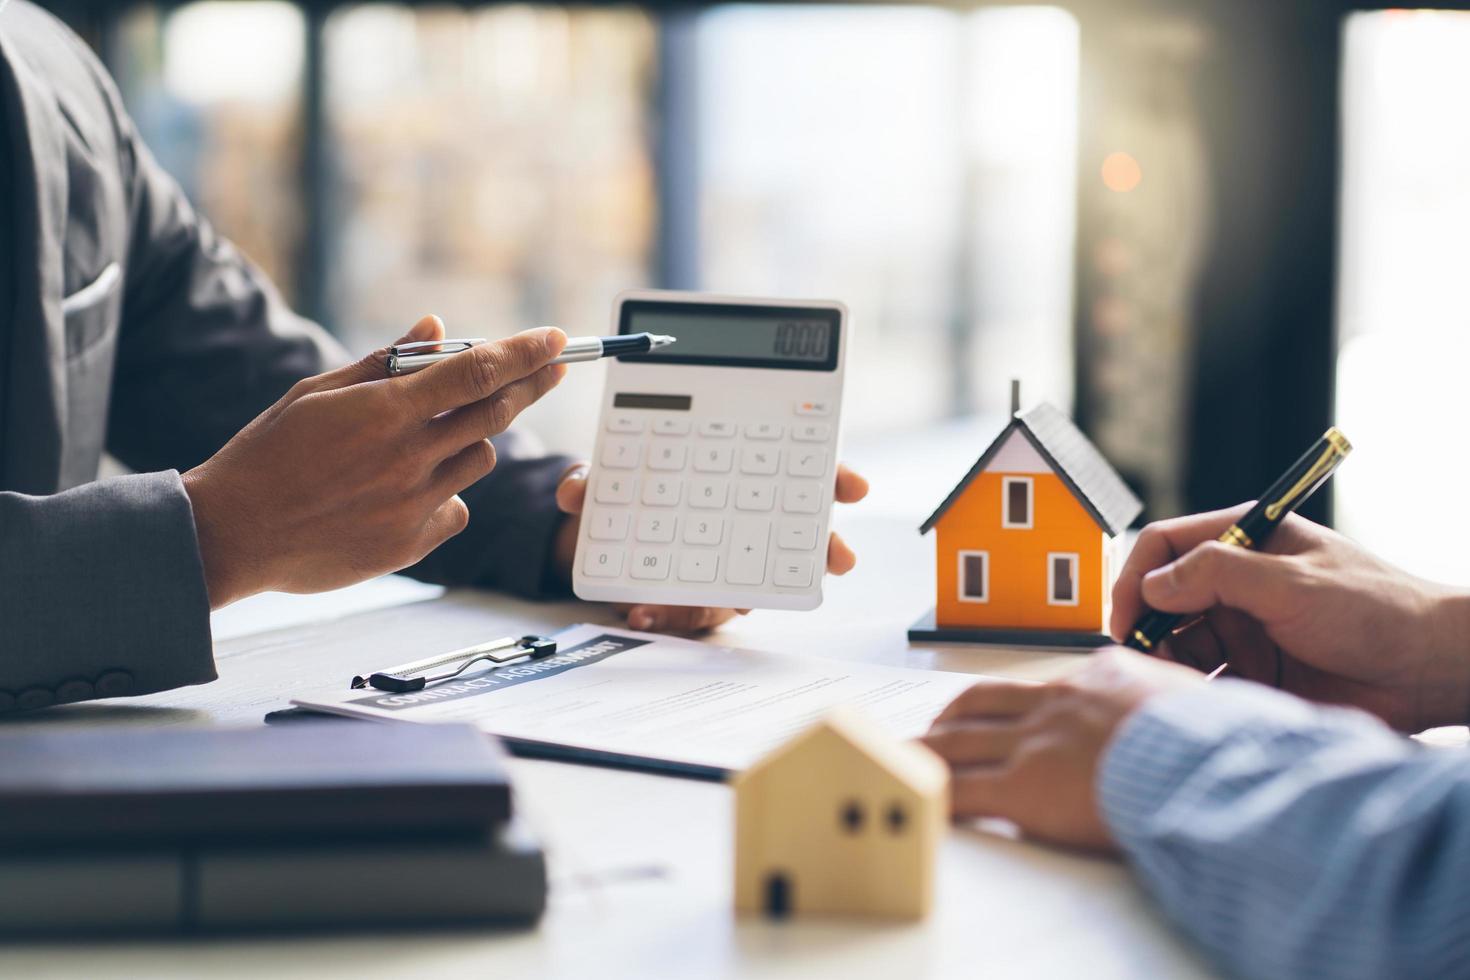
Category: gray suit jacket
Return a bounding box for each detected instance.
[0,2,573,714]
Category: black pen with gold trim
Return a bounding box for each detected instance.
[1123,427,1353,653]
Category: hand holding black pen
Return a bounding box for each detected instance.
[1123,427,1353,653]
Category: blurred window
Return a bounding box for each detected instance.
[113,2,305,300]
[1336,10,1470,586]
[112,2,1078,454]
[322,4,657,451]
[693,6,1078,432]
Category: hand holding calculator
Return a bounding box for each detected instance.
[572,291,849,611]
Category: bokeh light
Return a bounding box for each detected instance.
[1101,151,1142,192]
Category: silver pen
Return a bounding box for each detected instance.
[386,332,677,376]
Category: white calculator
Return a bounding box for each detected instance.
[573,291,848,611]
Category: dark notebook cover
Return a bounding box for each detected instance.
[0,820,547,935]
[0,722,511,846]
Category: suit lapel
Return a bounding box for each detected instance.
[0,26,67,493]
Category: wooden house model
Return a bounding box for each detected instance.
[909,395,1143,647]
[733,708,948,921]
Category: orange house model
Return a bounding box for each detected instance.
[908,399,1142,647]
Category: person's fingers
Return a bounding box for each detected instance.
[931,680,1046,726]
[414,494,472,557]
[428,361,567,453]
[950,766,1023,820]
[826,533,857,575]
[1157,616,1226,673]
[1202,607,1283,685]
[405,326,567,419]
[430,439,498,498]
[921,721,1024,767]
[1140,541,1305,623]
[626,605,736,634]
[397,314,447,345]
[295,315,446,398]
[834,465,870,504]
[1109,503,1253,642]
[555,463,591,515]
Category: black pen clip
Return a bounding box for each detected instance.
[351,635,557,693]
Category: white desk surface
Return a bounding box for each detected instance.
[0,422,1217,979]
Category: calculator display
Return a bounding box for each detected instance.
[619,301,840,371]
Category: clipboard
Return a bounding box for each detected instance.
[283,624,979,781]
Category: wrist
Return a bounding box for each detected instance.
[181,466,260,609]
[1423,587,1470,727]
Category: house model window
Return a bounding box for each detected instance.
[1002,477,1033,529]
[1048,553,1079,606]
[958,551,988,603]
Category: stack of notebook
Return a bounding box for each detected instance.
[0,723,545,935]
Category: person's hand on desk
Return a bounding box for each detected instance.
[552,464,870,634]
[183,316,568,608]
[1111,504,1470,733]
[922,648,1205,851]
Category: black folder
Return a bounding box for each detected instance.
[0,722,511,846]
[0,722,545,934]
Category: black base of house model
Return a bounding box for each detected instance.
[906,610,1113,649]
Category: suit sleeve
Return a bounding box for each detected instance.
[1100,680,1470,980]
[0,472,216,711]
[405,432,577,599]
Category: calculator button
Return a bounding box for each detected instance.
[693,446,734,473]
[630,548,672,581]
[745,423,783,440]
[648,443,688,471]
[735,481,775,512]
[600,437,641,470]
[740,448,780,475]
[589,509,631,541]
[594,474,636,504]
[677,551,719,583]
[782,481,823,514]
[774,555,816,589]
[641,477,682,507]
[727,518,771,586]
[683,515,725,546]
[788,449,829,478]
[607,415,644,433]
[654,418,692,436]
[794,401,832,416]
[689,478,729,509]
[777,519,819,551]
[583,545,625,578]
[636,513,677,543]
[793,422,831,442]
[699,421,737,438]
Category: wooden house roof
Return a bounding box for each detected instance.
[918,402,1143,537]
[733,708,947,798]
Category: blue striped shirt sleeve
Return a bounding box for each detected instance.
[1099,679,1470,980]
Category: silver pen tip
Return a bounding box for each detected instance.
[651,334,677,349]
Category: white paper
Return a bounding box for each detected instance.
[294,624,985,772]
[211,575,445,642]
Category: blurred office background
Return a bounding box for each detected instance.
[37,0,1470,585]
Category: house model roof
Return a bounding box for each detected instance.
[919,402,1143,537]
[734,708,947,797]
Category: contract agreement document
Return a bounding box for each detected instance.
[294,625,986,778]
